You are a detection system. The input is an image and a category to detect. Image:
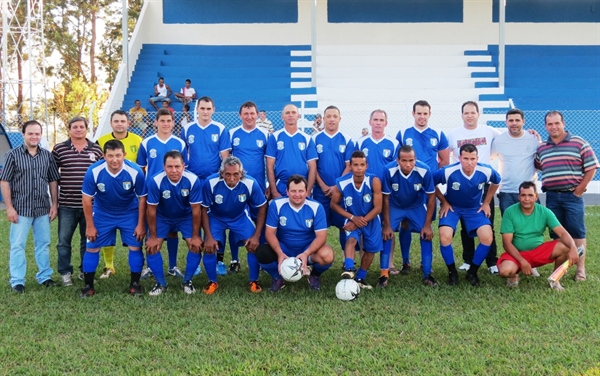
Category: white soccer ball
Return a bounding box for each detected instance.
[280,257,303,282]
[335,279,360,301]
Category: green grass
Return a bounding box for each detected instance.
[1,208,600,375]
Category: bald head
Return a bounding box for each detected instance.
[281,104,300,128]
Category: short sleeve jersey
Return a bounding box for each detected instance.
[491,131,539,193]
[312,130,355,187]
[229,125,269,192]
[336,172,378,217]
[82,159,146,213]
[97,132,143,163]
[265,129,318,184]
[146,170,202,219]
[355,135,399,180]
[266,198,327,253]
[137,135,188,178]
[382,160,435,209]
[500,203,562,251]
[181,121,232,179]
[396,126,449,172]
[202,173,267,221]
[433,162,501,209]
[446,124,500,164]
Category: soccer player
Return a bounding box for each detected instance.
[395,100,449,274]
[137,108,188,279]
[80,140,147,297]
[145,151,203,295]
[266,104,318,198]
[497,181,580,291]
[433,143,501,286]
[312,105,354,251]
[202,156,268,294]
[257,175,334,292]
[381,145,437,286]
[96,110,143,279]
[331,151,383,289]
[226,101,269,273]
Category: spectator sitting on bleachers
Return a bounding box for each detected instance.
[312,114,324,133]
[161,100,175,114]
[174,79,197,105]
[149,77,172,110]
[256,110,274,134]
[129,99,149,136]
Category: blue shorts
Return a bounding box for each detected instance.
[345,216,383,253]
[545,191,586,239]
[438,207,490,238]
[389,204,426,233]
[208,213,256,247]
[87,210,142,249]
[313,190,345,228]
[156,214,193,239]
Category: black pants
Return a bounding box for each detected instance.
[460,184,497,267]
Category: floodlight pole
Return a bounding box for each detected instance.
[498,0,506,88]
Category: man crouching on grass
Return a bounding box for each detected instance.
[498,181,579,291]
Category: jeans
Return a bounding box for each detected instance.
[9,215,53,287]
[57,206,87,275]
[497,192,520,216]
[546,191,586,239]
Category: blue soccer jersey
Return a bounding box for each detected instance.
[336,172,379,217]
[355,135,399,180]
[137,134,188,179]
[82,159,146,213]
[396,126,449,172]
[266,198,327,255]
[202,173,267,221]
[181,121,232,179]
[229,125,269,192]
[312,130,354,190]
[146,170,203,218]
[433,162,501,209]
[265,129,318,191]
[382,160,435,209]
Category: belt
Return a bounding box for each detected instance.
[547,188,575,193]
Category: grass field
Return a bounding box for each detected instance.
[1,208,600,375]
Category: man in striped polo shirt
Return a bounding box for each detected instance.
[535,111,599,282]
[52,117,103,286]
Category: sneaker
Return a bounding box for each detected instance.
[422,275,439,287]
[149,284,168,296]
[80,285,95,298]
[128,282,144,296]
[458,263,471,271]
[230,261,241,273]
[216,261,227,276]
[42,279,58,287]
[356,279,373,290]
[448,271,459,286]
[193,264,202,276]
[531,268,541,277]
[341,268,356,279]
[269,278,286,293]
[203,281,219,295]
[400,263,411,275]
[168,266,184,278]
[466,272,480,287]
[61,273,73,287]
[182,280,196,295]
[308,275,321,291]
[488,265,499,275]
[99,267,115,279]
[377,275,389,288]
[140,267,154,280]
[11,284,24,294]
[249,281,262,293]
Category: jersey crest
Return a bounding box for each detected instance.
[279,216,287,226]
[414,183,422,191]
[316,144,323,153]
[277,141,284,150]
[305,219,313,228]
[88,153,97,162]
[406,138,413,146]
[149,149,157,158]
[339,145,346,153]
[233,137,240,146]
[452,182,460,190]
[256,140,264,148]
[478,183,484,190]
[392,183,399,191]
[363,193,372,203]
[382,149,391,158]
[345,196,353,206]
[130,145,138,153]
[123,181,132,190]
[211,134,219,142]
[188,135,195,144]
[298,142,306,151]
[97,183,105,192]
[162,190,171,199]
[215,194,223,204]
[180,189,189,197]
[430,138,438,146]
[362,148,369,157]
[238,194,247,202]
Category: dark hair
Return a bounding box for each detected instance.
[196,96,214,108]
[158,77,164,81]
[286,174,308,190]
[134,99,141,104]
[184,104,190,111]
[518,181,537,193]
[110,109,128,121]
[459,143,478,155]
[185,79,191,84]
[350,150,366,163]
[22,120,42,134]
[461,101,479,114]
[324,105,340,116]
[239,101,258,114]
[156,108,173,120]
[398,145,414,157]
[68,116,88,130]
[259,110,266,114]
[506,108,524,120]
[412,100,431,112]
[164,150,184,164]
[103,139,125,154]
[545,110,564,123]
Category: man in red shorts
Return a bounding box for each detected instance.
[498,181,579,291]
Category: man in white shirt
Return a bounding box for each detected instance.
[174,79,197,106]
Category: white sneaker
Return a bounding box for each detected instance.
[140,267,154,280]
[61,273,73,287]
[531,268,541,277]
[148,284,167,296]
[488,265,499,275]
[458,263,471,271]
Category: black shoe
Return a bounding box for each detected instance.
[80,285,95,298]
[448,272,459,286]
[42,279,58,287]
[400,263,411,275]
[230,261,241,273]
[466,272,480,287]
[422,275,439,287]
[128,282,144,296]
[377,275,389,288]
[11,284,25,294]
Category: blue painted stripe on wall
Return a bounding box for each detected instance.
[163,0,298,24]
[328,0,463,23]
[492,0,600,23]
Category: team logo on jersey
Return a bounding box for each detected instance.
[430,138,438,146]
[279,216,287,226]
[345,196,353,206]
[188,135,195,144]
[316,144,323,153]
[215,194,223,204]
[277,141,284,150]
[130,146,138,153]
[305,219,313,228]
[339,145,346,153]
[211,134,219,142]
[97,183,105,192]
[383,149,391,158]
[363,194,372,203]
[233,138,240,146]
[89,153,96,162]
[392,183,399,191]
[256,140,264,148]
[414,183,422,191]
[362,148,369,157]
[452,182,460,190]
[180,189,189,197]
[478,183,484,190]
[406,138,413,146]
[238,194,247,202]
[298,142,306,151]
[123,181,132,190]
[149,149,157,158]
[162,190,171,199]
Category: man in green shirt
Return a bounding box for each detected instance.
[498,181,579,291]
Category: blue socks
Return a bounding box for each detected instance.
[184,252,202,282]
[312,262,332,276]
[258,261,280,279]
[355,268,367,280]
[82,251,100,273]
[473,244,491,266]
[128,250,144,273]
[440,244,455,265]
[247,252,260,281]
[229,232,240,262]
[399,229,412,264]
[203,252,218,283]
[167,237,178,270]
[380,239,392,270]
[147,252,166,286]
[420,238,433,278]
[344,257,355,270]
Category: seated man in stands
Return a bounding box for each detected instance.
[174,79,196,105]
[149,77,172,110]
[129,100,148,137]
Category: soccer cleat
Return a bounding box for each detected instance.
[356,279,373,290]
[182,280,196,295]
[230,261,241,273]
[203,281,219,295]
[140,267,154,280]
[128,282,144,296]
[99,267,115,279]
[193,264,202,276]
[422,275,439,287]
[341,268,356,279]
[216,261,227,276]
[149,284,168,296]
[448,271,459,286]
[168,266,184,278]
[308,275,321,291]
[488,265,499,275]
[377,275,389,288]
[249,281,262,293]
[61,273,73,287]
[400,263,411,275]
[80,285,95,298]
[11,284,24,294]
[42,279,58,287]
[465,272,480,287]
[531,268,541,277]
[458,263,471,271]
[269,278,285,293]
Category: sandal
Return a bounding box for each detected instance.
[549,280,565,291]
[389,267,400,275]
[575,270,587,281]
[506,280,519,288]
